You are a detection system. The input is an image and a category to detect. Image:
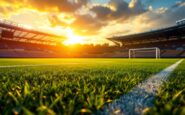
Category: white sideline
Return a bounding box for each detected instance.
[0,64,54,68]
[102,59,184,115]
[0,63,78,68]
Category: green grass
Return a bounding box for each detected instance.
[0,58,178,115]
[146,59,185,115]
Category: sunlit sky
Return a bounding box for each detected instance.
[0,0,185,45]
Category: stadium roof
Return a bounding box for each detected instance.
[0,19,66,45]
[108,23,185,45]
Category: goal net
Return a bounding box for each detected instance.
[129,47,160,59]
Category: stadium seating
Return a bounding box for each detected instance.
[0,39,185,58]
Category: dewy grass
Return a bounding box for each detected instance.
[101,59,183,115]
[0,58,178,114]
[146,60,185,115]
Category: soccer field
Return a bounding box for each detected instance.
[0,58,183,114]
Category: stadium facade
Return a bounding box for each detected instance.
[108,20,185,58]
[0,19,67,58]
[0,19,185,58]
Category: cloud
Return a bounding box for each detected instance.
[0,6,15,15]
[129,0,146,14]
[108,0,130,19]
[71,14,106,35]
[83,0,147,37]
[0,0,148,42]
[171,0,185,9]
[90,0,146,21]
[0,0,89,15]
[48,14,69,27]
[90,5,113,20]
[96,0,185,41]
[27,0,89,13]
[140,1,185,28]
[0,0,185,45]
[0,0,23,16]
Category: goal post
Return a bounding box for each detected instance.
[129,47,160,59]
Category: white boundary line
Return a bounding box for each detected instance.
[102,59,184,115]
[0,63,78,68]
[0,64,54,68]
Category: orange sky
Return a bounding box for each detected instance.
[0,0,184,45]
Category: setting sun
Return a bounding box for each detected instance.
[63,27,84,45]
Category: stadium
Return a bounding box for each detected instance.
[0,0,185,115]
[1,19,185,58]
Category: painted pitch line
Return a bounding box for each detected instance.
[0,63,78,68]
[101,59,184,115]
[0,64,54,68]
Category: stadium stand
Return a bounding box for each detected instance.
[0,18,185,58]
[108,19,185,58]
[0,19,67,58]
[0,39,73,58]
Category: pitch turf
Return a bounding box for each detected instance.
[146,59,185,115]
[0,58,180,114]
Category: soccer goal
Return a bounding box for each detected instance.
[129,47,160,59]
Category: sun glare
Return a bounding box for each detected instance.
[23,24,33,30]
[63,27,84,45]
